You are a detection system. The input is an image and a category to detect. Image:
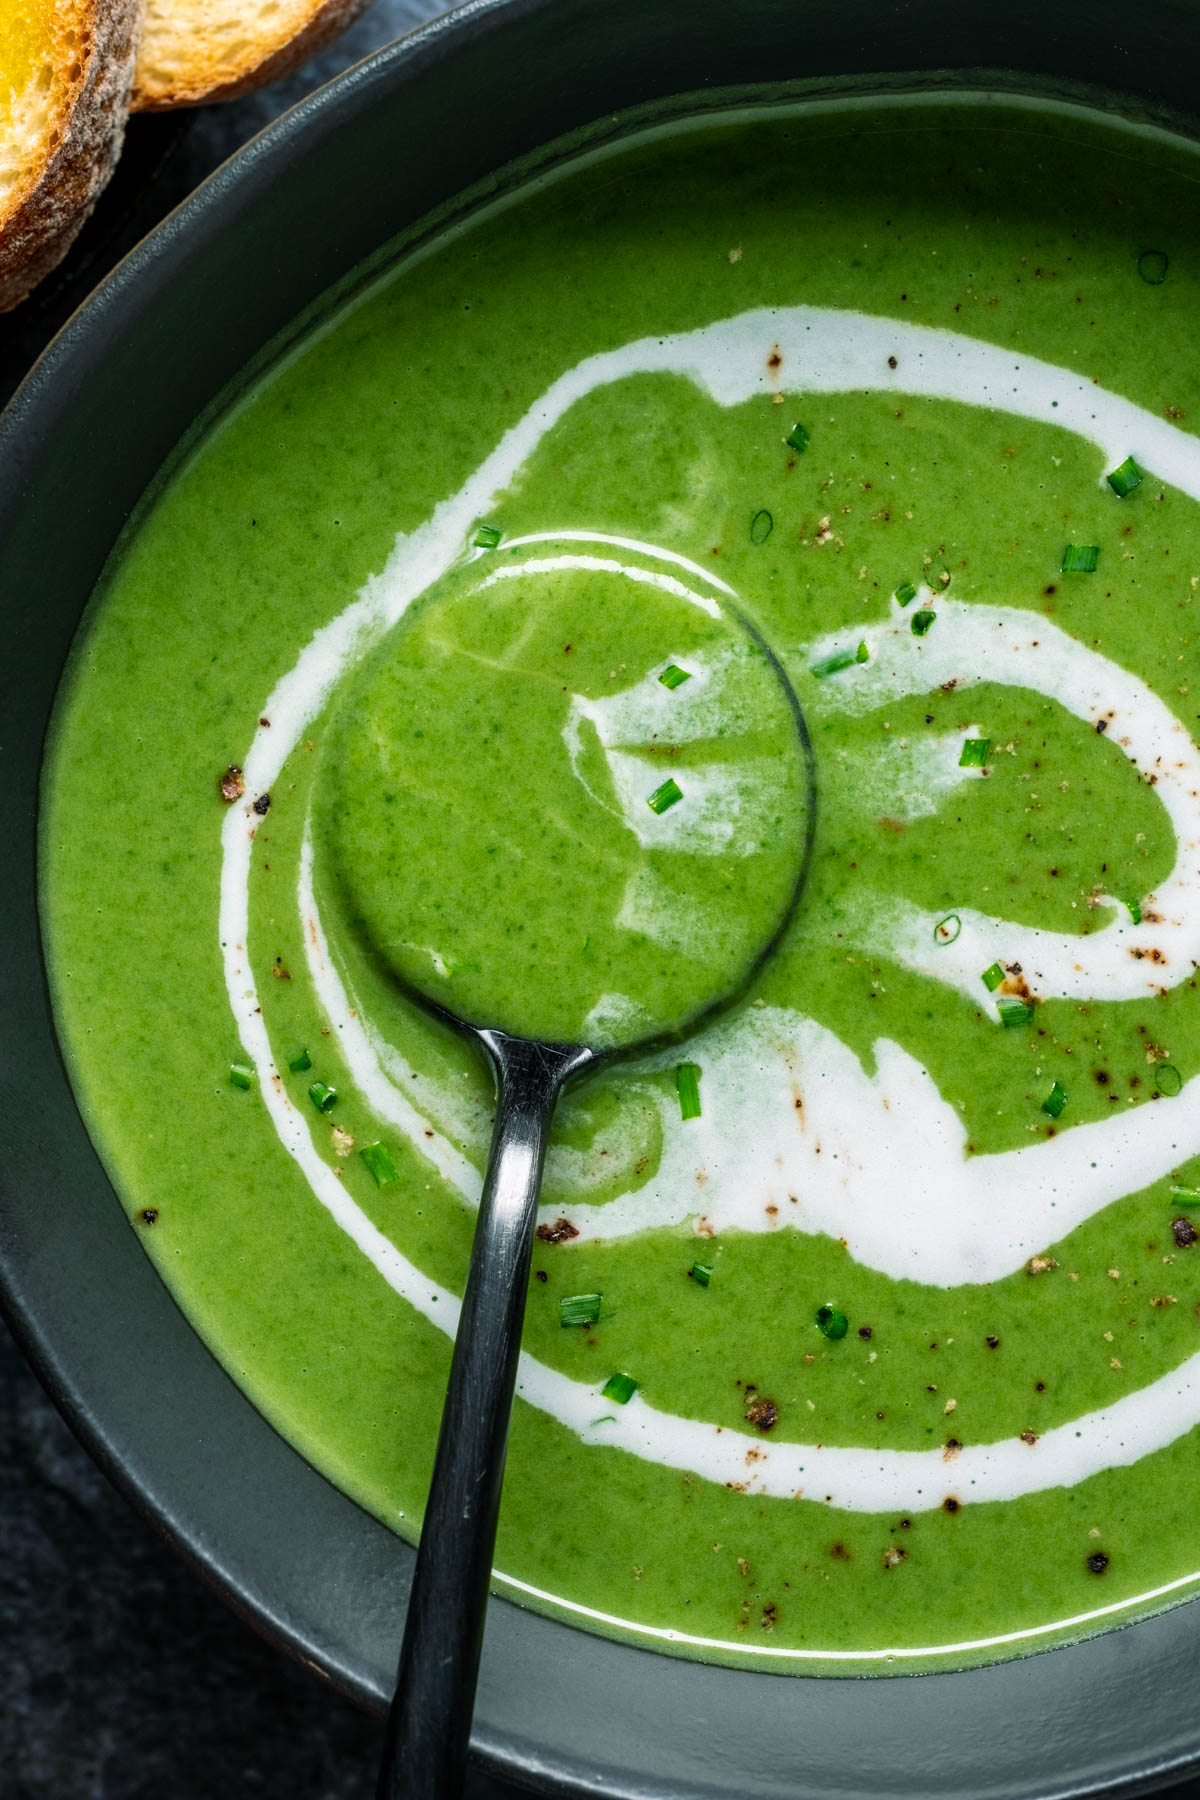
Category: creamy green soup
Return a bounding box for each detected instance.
[322,549,811,1046]
[41,95,1200,1673]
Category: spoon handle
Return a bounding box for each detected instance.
[378,1033,591,1800]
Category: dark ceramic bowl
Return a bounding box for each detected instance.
[4,2,1200,1794]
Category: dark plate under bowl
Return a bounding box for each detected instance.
[4,1,1200,1794]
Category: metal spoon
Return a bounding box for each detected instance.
[354,544,816,1800]
[377,1026,594,1799]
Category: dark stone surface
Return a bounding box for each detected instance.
[2,6,1200,1790]
[0,1322,525,1798]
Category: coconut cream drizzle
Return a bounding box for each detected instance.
[565,669,767,859]
[298,921,1200,1290]
[809,594,1200,1014]
[256,848,1200,1511]
[221,305,1200,1510]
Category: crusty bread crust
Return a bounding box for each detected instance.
[0,0,143,312]
[131,0,374,112]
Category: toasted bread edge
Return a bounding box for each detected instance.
[0,0,144,313]
[131,0,375,112]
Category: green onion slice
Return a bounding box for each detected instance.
[895,581,918,607]
[981,961,1006,993]
[308,1081,338,1114]
[560,1292,602,1328]
[472,523,503,549]
[933,914,962,946]
[689,1262,713,1287]
[1137,248,1169,286]
[959,737,991,768]
[1157,1064,1183,1098]
[1041,1081,1068,1119]
[1107,457,1144,499]
[1125,898,1142,925]
[360,1142,399,1187]
[229,1062,254,1090]
[786,422,810,453]
[911,609,937,636]
[602,1372,638,1405]
[750,508,774,545]
[647,777,683,815]
[810,642,869,678]
[816,1303,849,1340]
[658,663,692,690]
[997,995,1034,1028]
[676,1062,702,1121]
[1170,1184,1200,1200]
[1061,544,1100,573]
[287,1047,312,1073]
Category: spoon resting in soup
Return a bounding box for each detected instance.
[322,536,813,1798]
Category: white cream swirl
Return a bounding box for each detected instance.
[221,305,1200,1518]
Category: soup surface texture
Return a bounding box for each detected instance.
[42,97,1200,1672]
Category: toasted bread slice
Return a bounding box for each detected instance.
[132,0,373,111]
[0,0,142,311]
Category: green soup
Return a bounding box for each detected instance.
[322,548,811,1047]
[41,95,1200,1673]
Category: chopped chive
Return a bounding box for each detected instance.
[750,508,774,545]
[911,609,937,636]
[895,581,918,607]
[1041,1081,1068,1119]
[229,1061,254,1090]
[287,1047,313,1073]
[689,1261,713,1287]
[472,523,502,549]
[560,1292,602,1327]
[1124,898,1142,925]
[360,1142,399,1187]
[933,913,962,946]
[308,1081,338,1114]
[785,422,810,453]
[997,995,1034,1028]
[1170,1185,1200,1200]
[959,737,991,768]
[1061,544,1100,573]
[981,961,1006,993]
[658,663,692,690]
[1107,457,1144,499]
[815,1303,849,1340]
[1137,248,1169,286]
[1157,1064,1183,1097]
[676,1062,702,1121]
[809,641,869,678]
[647,777,684,815]
[810,647,854,679]
[602,1372,638,1405]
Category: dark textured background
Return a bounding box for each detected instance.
[3,7,1200,1793]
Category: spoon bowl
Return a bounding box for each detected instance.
[325,531,815,1053]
